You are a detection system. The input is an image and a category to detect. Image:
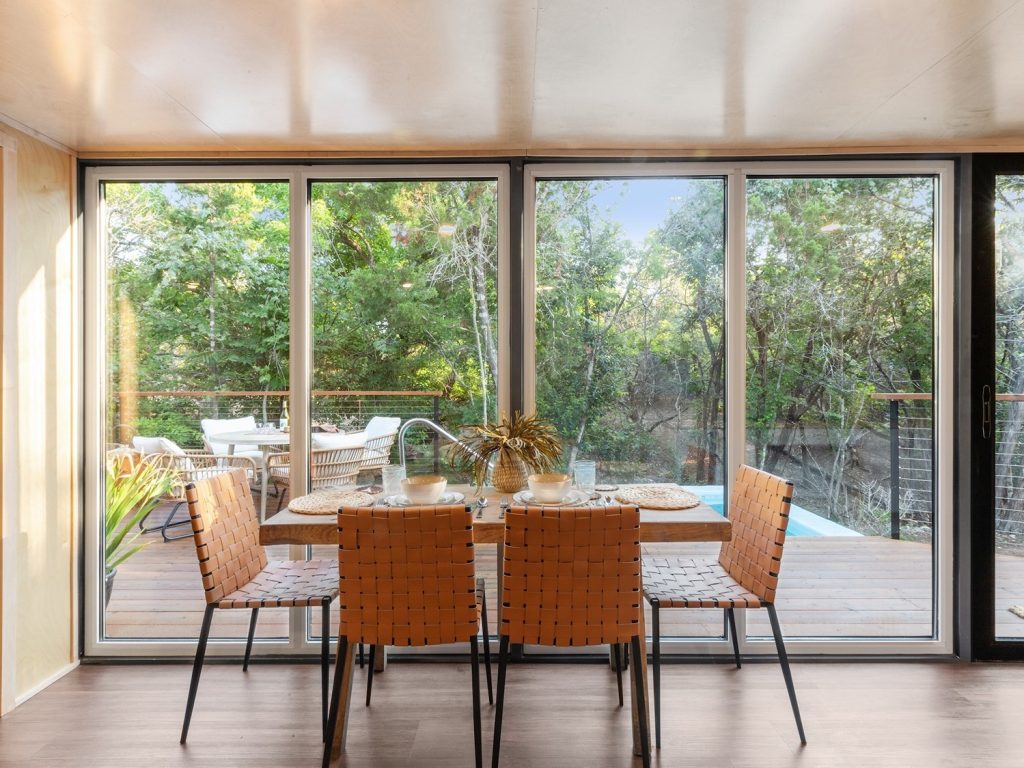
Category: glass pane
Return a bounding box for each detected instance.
[533,177,726,638]
[103,181,290,641]
[308,178,500,640]
[995,174,1024,639]
[745,176,936,639]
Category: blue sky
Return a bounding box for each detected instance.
[589,178,696,245]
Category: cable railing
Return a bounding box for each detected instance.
[873,392,1024,539]
[110,389,444,469]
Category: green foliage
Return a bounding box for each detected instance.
[105,460,175,574]
[105,174,938,531]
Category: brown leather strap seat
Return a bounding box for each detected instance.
[324,504,489,768]
[642,464,805,748]
[492,504,650,768]
[179,469,338,746]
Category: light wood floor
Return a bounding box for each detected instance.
[2,662,1024,767]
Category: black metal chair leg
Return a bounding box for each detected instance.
[365,645,376,706]
[322,636,349,768]
[243,607,259,671]
[491,636,510,768]
[153,500,193,542]
[727,607,742,669]
[321,599,330,742]
[359,643,365,668]
[470,636,483,768]
[766,604,806,745]
[180,604,215,744]
[612,643,624,707]
[480,587,493,704]
[651,600,661,749]
[630,634,651,768]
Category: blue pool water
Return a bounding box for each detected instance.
[694,489,861,538]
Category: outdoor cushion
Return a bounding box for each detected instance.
[365,416,400,439]
[311,431,366,451]
[132,436,186,456]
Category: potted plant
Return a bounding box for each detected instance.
[104,458,175,607]
[448,412,562,493]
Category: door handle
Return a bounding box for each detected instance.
[983,385,992,439]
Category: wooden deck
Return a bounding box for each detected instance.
[105,505,1024,644]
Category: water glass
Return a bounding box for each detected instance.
[574,460,596,495]
[382,465,407,497]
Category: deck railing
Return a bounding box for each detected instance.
[875,391,1024,540]
[110,389,445,471]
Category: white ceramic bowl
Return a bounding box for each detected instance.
[401,475,448,504]
[527,473,572,503]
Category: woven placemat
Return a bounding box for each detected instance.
[288,488,376,515]
[613,484,701,510]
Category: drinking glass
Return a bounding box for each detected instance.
[574,460,596,495]
[382,465,407,497]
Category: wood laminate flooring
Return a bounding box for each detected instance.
[1,662,1023,767]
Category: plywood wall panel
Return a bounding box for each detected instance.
[0,120,76,712]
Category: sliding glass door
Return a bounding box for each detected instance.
[525,162,954,654]
[971,155,1024,659]
[84,165,508,656]
[744,175,941,642]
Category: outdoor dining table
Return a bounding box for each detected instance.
[259,482,731,759]
[217,429,290,520]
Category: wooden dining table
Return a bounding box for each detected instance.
[258,483,731,760]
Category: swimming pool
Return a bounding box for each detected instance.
[683,486,861,538]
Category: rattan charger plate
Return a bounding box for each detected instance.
[287,488,377,515]
[613,484,702,510]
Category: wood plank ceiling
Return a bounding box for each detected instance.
[1,0,1023,155]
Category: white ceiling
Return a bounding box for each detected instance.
[2,0,1023,154]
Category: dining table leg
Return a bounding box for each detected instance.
[328,637,357,760]
[630,602,651,756]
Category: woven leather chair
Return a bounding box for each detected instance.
[642,464,806,747]
[180,469,339,744]
[323,504,490,768]
[492,505,650,768]
[139,452,257,541]
[267,445,364,514]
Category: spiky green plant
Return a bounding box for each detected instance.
[105,459,175,575]
[448,412,562,490]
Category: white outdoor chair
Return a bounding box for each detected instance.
[267,443,364,514]
[199,416,265,465]
[359,416,400,473]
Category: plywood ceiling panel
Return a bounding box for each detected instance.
[0,0,1022,153]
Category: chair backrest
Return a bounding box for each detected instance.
[717,464,794,604]
[500,505,641,647]
[184,469,267,606]
[359,430,397,471]
[310,446,363,488]
[200,416,257,454]
[336,504,478,647]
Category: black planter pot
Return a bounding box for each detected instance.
[104,568,116,608]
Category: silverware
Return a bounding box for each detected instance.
[499,496,508,519]
[606,495,613,507]
[475,497,487,519]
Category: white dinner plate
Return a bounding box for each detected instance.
[382,491,466,507]
[511,489,590,507]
